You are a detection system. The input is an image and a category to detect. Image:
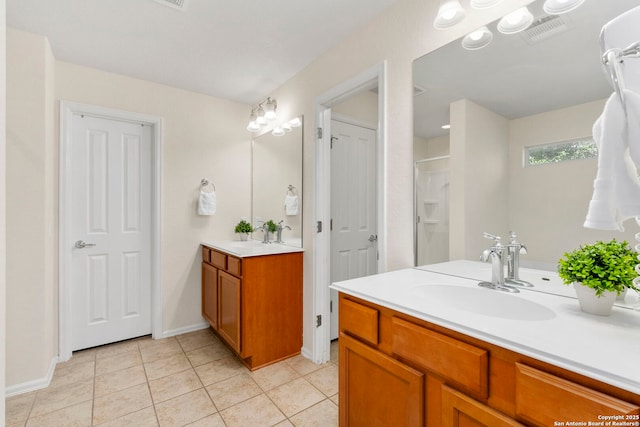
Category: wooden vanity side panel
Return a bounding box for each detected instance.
[241,252,302,369]
[391,316,489,400]
[515,363,640,426]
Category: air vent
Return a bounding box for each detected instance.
[521,15,569,44]
[153,0,186,11]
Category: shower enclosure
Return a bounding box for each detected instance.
[414,156,450,266]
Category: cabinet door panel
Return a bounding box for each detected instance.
[339,333,424,427]
[442,385,524,427]
[218,270,241,353]
[202,262,218,329]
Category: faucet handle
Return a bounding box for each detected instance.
[483,232,501,244]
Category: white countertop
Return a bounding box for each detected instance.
[330,261,640,394]
[202,240,304,258]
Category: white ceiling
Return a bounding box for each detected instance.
[7,0,396,104]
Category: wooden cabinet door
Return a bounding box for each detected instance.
[218,270,241,353]
[442,385,524,427]
[339,333,424,427]
[202,263,218,329]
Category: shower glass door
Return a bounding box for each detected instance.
[415,156,450,266]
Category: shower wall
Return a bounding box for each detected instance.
[415,156,449,266]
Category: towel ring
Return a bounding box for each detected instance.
[287,184,298,195]
[201,179,216,191]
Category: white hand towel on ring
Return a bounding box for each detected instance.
[198,190,217,215]
[284,194,299,216]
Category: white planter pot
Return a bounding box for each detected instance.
[238,233,249,241]
[616,287,628,301]
[572,283,616,316]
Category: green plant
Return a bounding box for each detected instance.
[557,239,640,296]
[234,220,253,234]
[266,220,277,234]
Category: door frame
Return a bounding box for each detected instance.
[58,101,163,361]
[312,62,387,363]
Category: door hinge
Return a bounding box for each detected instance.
[316,314,322,327]
[317,127,323,139]
[317,221,323,233]
[330,300,333,313]
[331,135,338,148]
[330,219,333,231]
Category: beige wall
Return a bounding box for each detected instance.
[414,134,450,161]
[6,28,58,388]
[332,90,379,126]
[508,99,637,267]
[1,0,7,415]
[450,99,509,260]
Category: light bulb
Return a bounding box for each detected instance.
[497,7,533,34]
[272,126,285,136]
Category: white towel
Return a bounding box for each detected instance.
[284,194,299,216]
[584,89,640,231]
[198,190,217,215]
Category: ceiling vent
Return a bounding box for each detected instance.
[521,14,570,44]
[153,0,186,11]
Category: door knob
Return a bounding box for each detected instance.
[368,234,378,243]
[75,240,96,249]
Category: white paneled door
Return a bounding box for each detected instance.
[70,114,152,351]
[330,119,377,340]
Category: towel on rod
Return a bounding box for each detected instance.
[284,194,299,216]
[584,89,640,231]
[198,190,217,215]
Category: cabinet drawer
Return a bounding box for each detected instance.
[227,255,242,277]
[515,363,639,425]
[391,316,488,399]
[202,246,211,264]
[442,385,524,427]
[211,250,227,270]
[339,297,379,345]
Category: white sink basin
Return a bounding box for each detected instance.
[410,284,557,321]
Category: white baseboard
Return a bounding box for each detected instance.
[300,346,315,362]
[6,356,58,397]
[161,321,210,339]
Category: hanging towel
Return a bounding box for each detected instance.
[284,194,299,216]
[198,190,217,215]
[584,89,640,231]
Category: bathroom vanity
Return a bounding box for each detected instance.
[201,240,303,370]
[331,264,640,426]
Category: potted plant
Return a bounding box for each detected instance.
[557,239,639,315]
[234,220,254,241]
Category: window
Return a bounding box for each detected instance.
[525,137,597,166]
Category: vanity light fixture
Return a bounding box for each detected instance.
[246,97,279,132]
[434,0,466,30]
[542,0,585,15]
[288,117,302,127]
[470,0,504,10]
[281,122,293,133]
[272,126,285,136]
[462,26,494,50]
[497,6,534,34]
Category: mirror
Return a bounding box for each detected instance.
[414,0,640,268]
[252,116,303,247]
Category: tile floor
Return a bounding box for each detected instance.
[5,329,340,427]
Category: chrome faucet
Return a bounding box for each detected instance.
[274,220,291,244]
[478,232,518,293]
[505,231,533,287]
[260,222,271,244]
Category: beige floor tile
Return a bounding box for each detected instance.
[49,360,95,389]
[96,340,140,360]
[95,365,147,397]
[30,379,93,418]
[149,369,202,404]
[154,388,216,427]
[194,356,247,386]
[140,340,183,364]
[97,406,159,427]
[5,391,36,425]
[250,360,299,391]
[267,378,325,418]
[136,336,176,350]
[330,393,339,405]
[184,413,226,427]
[144,353,192,381]
[95,350,143,376]
[330,340,339,365]
[205,373,262,410]
[274,420,295,427]
[289,399,339,427]
[176,329,217,352]
[220,394,286,427]
[286,355,324,376]
[58,349,96,369]
[25,400,92,427]
[185,343,230,367]
[304,364,338,397]
[92,383,153,425]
